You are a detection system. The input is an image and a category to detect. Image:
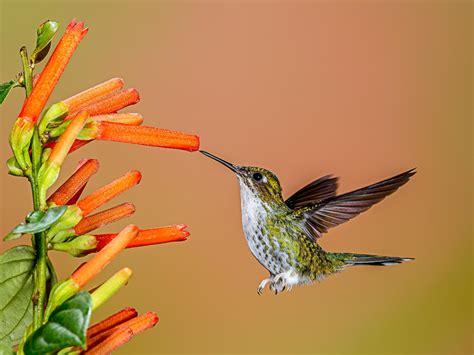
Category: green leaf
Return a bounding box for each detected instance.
[4,206,67,241]
[32,20,59,64]
[24,292,92,355]
[0,80,18,105]
[6,156,24,177]
[26,210,45,223]
[33,42,52,64]
[0,246,35,346]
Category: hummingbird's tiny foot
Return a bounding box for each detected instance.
[257,278,270,295]
[269,270,300,294]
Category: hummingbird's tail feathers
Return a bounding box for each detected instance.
[333,252,414,266]
[297,168,416,240]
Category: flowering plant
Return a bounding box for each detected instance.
[0,19,199,354]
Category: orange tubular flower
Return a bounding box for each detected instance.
[92,113,144,126]
[20,19,87,122]
[63,78,124,114]
[48,111,89,167]
[94,224,189,251]
[77,170,141,216]
[44,114,143,155]
[87,312,158,352]
[85,327,133,354]
[38,111,89,206]
[78,88,140,117]
[87,308,138,338]
[96,122,200,151]
[67,183,87,205]
[124,312,159,334]
[74,202,135,235]
[71,224,138,288]
[48,158,99,205]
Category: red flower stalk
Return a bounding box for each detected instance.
[96,122,200,151]
[48,158,99,205]
[44,138,91,156]
[86,312,158,352]
[68,139,91,153]
[71,224,138,288]
[74,202,135,235]
[92,113,143,126]
[77,170,141,216]
[94,224,189,251]
[19,19,87,123]
[63,78,124,114]
[75,88,140,117]
[87,307,137,338]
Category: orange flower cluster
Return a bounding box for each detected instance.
[44,76,199,154]
[47,159,189,253]
[86,308,158,354]
[47,225,159,352]
[10,17,199,353]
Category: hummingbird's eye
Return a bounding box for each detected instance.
[252,172,263,182]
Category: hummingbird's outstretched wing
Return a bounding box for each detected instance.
[285,175,338,209]
[293,169,416,241]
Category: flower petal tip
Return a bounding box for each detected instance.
[145,311,159,327]
[121,267,133,278]
[130,170,142,184]
[129,88,140,103]
[66,18,77,30]
[76,158,99,170]
[125,224,139,235]
[176,224,188,231]
[176,224,190,239]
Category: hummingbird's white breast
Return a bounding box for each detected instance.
[237,178,293,275]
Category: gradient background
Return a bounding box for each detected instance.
[0,1,472,354]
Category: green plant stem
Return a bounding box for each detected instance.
[30,144,50,329]
[20,46,33,96]
[20,54,52,330]
[33,232,47,328]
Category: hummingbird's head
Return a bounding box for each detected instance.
[200,150,283,204]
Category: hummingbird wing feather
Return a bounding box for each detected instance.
[285,175,339,209]
[296,169,416,240]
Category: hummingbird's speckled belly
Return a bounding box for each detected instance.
[244,230,295,275]
[239,179,300,275]
[241,209,298,275]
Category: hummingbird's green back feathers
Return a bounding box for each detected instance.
[293,169,416,241]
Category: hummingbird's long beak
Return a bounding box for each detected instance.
[200,150,239,173]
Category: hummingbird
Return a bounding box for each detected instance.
[200,150,415,295]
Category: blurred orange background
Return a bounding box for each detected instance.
[0,1,472,354]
